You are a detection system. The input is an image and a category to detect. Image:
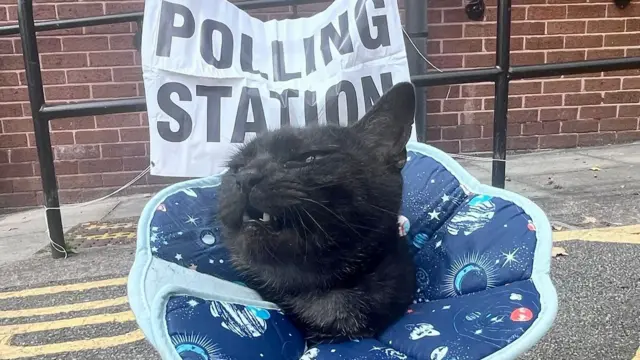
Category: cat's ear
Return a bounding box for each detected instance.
[351,82,416,167]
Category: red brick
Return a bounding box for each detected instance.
[567,4,607,19]
[0,150,7,164]
[539,134,578,148]
[525,36,564,50]
[522,121,561,135]
[604,91,640,104]
[109,34,136,50]
[524,95,563,107]
[428,55,463,69]
[430,24,463,39]
[484,96,523,110]
[511,81,544,95]
[7,4,55,20]
[62,36,109,51]
[461,84,494,97]
[618,105,640,117]
[0,163,33,178]
[124,156,150,171]
[628,19,640,31]
[427,41,441,54]
[511,51,546,65]
[427,140,460,153]
[54,145,100,160]
[41,53,87,69]
[483,123,522,137]
[428,10,442,24]
[622,78,640,90]
[616,131,640,143]
[28,131,74,146]
[50,117,95,131]
[0,87,28,102]
[606,3,640,18]
[443,99,482,112]
[0,134,28,148]
[561,120,599,133]
[0,193,38,207]
[599,118,638,131]
[578,133,616,147]
[96,114,141,128]
[427,100,442,113]
[13,37,61,53]
[78,158,123,174]
[486,7,527,21]
[442,39,482,53]
[427,86,460,99]
[579,105,618,119]
[584,78,621,91]
[507,109,539,123]
[547,20,586,34]
[0,179,12,193]
[0,40,12,54]
[2,118,32,133]
[512,22,546,35]
[461,138,492,152]
[18,70,66,85]
[587,49,625,60]
[527,6,567,20]
[463,24,494,37]
[67,69,112,83]
[44,85,90,100]
[75,129,119,144]
[543,80,581,93]
[120,127,150,142]
[101,143,146,158]
[427,114,458,127]
[587,19,625,33]
[507,136,539,150]
[112,67,142,82]
[565,93,604,106]
[604,34,640,47]
[105,2,143,14]
[464,54,494,67]
[91,83,137,99]
[484,37,525,52]
[84,23,131,35]
[426,128,441,141]
[57,3,103,19]
[442,125,482,140]
[9,147,37,162]
[0,72,19,86]
[102,172,144,187]
[564,35,603,48]
[0,55,26,70]
[36,161,78,176]
[88,51,134,67]
[58,174,103,189]
[540,107,578,121]
[12,177,42,192]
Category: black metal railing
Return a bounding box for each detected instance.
[1,0,640,258]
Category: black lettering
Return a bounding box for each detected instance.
[156,2,195,57]
[200,19,233,69]
[325,80,358,125]
[196,85,233,142]
[232,87,268,142]
[355,0,390,50]
[303,36,316,76]
[304,90,318,126]
[320,11,354,66]
[270,89,299,126]
[157,82,192,142]
[361,72,394,111]
[241,34,268,79]
[272,40,301,81]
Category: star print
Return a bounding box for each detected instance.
[151,247,158,253]
[435,240,442,248]
[189,264,198,270]
[430,179,435,183]
[162,241,168,245]
[209,259,214,264]
[501,248,520,267]
[187,299,199,307]
[442,305,451,310]
[185,215,199,225]
[441,194,450,202]
[475,329,483,334]
[428,210,440,220]
[175,253,183,260]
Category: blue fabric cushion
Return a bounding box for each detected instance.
[128,142,558,360]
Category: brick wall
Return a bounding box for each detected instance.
[0,0,639,208]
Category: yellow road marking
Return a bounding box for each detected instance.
[553,224,640,245]
[0,330,144,359]
[0,297,128,319]
[0,311,135,334]
[0,277,127,300]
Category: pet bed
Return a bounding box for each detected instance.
[128,141,558,360]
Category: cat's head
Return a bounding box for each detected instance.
[219,82,415,248]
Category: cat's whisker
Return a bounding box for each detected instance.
[366,203,398,216]
[298,198,364,239]
[301,208,331,240]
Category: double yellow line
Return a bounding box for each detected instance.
[0,277,143,359]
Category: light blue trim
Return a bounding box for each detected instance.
[128,141,557,360]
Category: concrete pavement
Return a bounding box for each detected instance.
[0,142,639,359]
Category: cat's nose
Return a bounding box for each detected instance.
[235,169,264,192]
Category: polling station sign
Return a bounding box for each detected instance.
[141,0,414,177]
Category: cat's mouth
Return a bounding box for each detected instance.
[242,205,285,230]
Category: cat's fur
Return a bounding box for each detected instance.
[218,82,417,342]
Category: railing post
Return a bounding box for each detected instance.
[18,0,66,258]
[405,0,428,142]
[491,0,511,189]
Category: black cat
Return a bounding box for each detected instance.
[219,82,417,342]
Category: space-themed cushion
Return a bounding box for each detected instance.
[128,141,558,360]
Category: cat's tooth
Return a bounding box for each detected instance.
[261,213,271,222]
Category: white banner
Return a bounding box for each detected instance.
[141,0,414,177]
